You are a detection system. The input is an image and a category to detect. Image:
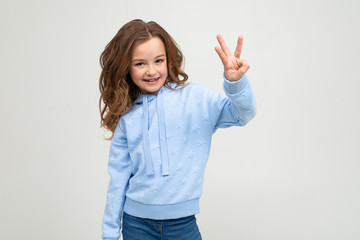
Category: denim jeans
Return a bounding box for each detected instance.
[122,212,202,240]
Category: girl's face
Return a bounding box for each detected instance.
[130,37,168,95]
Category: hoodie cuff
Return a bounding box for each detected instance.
[223,73,249,95]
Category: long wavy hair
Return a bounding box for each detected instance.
[99,19,188,139]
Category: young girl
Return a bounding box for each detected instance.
[99,19,256,240]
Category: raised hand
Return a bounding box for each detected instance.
[215,35,250,82]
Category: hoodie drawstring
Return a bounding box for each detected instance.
[142,96,154,175]
[142,92,170,176]
[157,93,170,176]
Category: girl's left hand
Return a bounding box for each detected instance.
[215,35,250,82]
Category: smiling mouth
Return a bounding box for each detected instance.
[143,77,160,82]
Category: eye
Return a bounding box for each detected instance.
[135,62,144,66]
[155,59,164,63]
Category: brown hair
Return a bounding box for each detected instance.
[99,19,188,139]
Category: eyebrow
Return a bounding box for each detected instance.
[132,54,166,62]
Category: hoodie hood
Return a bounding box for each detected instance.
[132,82,180,105]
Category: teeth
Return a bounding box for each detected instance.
[145,77,159,82]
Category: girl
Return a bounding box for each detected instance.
[99,19,256,240]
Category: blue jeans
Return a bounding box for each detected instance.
[122,212,202,240]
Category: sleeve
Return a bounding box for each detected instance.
[209,73,257,131]
[102,119,133,240]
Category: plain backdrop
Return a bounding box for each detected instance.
[1,0,359,239]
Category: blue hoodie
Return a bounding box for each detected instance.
[102,74,256,240]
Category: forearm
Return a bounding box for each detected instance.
[223,73,257,126]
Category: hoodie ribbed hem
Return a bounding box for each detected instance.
[123,198,200,220]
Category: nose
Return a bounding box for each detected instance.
[146,64,156,76]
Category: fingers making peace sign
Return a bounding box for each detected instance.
[215,35,250,82]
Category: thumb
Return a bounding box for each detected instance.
[226,63,250,81]
[238,59,250,75]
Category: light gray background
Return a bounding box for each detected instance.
[1,0,359,239]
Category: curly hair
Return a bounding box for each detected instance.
[99,19,188,139]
